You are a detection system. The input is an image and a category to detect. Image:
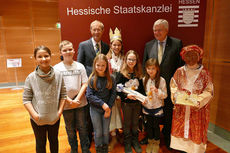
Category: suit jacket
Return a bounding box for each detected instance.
[77,38,109,76]
[143,36,184,107]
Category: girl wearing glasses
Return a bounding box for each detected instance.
[116,50,145,153]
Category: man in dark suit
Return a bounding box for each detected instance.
[142,19,184,149]
[77,20,109,146]
[77,20,109,77]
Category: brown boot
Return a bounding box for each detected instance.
[146,139,154,153]
[108,136,117,152]
[152,139,160,153]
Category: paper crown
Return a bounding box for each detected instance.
[109,27,122,43]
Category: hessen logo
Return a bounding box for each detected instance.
[178,5,199,27]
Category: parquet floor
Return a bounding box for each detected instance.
[0,88,227,153]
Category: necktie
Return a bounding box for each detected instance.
[158,42,163,64]
[95,43,100,55]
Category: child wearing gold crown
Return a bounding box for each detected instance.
[106,27,124,151]
[170,45,214,153]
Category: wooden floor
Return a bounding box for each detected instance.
[0,88,227,153]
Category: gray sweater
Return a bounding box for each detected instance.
[23,66,66,125]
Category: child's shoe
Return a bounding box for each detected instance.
[102,144,108,153]
[152,139,160,153]
[95,145,103,153]
[124,143,133,153]
[146,139,154,153]
[131,139,142,153]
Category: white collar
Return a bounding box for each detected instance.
[91,38,101,47]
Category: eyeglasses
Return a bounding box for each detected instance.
[127,58,136,62]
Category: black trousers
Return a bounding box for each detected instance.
[162,97,173,148]
[30,119,60,153]
[122,102,141,144]
[145,115,161,140]
[85,103,93,145]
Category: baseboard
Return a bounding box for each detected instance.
[208,123,230,153]
[0,82,24,89]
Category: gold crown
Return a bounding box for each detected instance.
[109,27,122,43]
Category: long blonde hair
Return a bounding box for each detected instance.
[88,54,113,90]
[120,50,142,79]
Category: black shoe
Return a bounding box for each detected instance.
[124,143,132,153]
[131,140,142,153]
[95,145,103,153]
[102,144,108,153]
[164,135,171,149]
[116,130,124,145]
[139,136,148,145]
[166,145,172,151]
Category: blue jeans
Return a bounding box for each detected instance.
[63,105,90,153]
[30,119,60,153]
[90,106,111,147]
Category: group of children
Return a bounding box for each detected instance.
[23,28,213,153]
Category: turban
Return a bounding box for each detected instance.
[180,45,204,60]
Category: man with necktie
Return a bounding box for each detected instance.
[77,20,109,146]
[77,20,109,77]
[142,19,184,149]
